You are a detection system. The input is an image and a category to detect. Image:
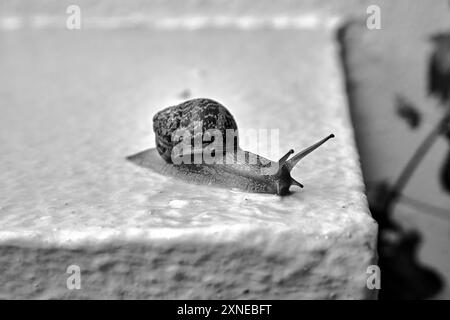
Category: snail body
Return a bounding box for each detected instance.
[133,98,334,196]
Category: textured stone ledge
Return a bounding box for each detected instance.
[0,222,376,299]
[0,12,377,299]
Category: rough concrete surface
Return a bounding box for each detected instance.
[0,3,377,299]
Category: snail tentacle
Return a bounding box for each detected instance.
[284,134,335,172]
[278,149,294,165]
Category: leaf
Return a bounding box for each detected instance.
[444,120,450,140]
[440,147,450,193]
[428,32,450,105]
[395,95,421,129]
[368,181,401,230]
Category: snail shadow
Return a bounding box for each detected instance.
[127,148,163,172]
[127,148,203,187]
[126,148,245,192]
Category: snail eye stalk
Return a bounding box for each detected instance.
[278,149,294,165]
[285,134,335,172]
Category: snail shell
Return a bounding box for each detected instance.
[153,99,238,163]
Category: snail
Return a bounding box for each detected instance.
[128,98,334,196]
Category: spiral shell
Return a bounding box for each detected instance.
[153,98,238,163]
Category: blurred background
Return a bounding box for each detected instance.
[1,0,449,299]
[336,1,450,299]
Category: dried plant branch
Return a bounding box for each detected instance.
[383,109,450,212]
